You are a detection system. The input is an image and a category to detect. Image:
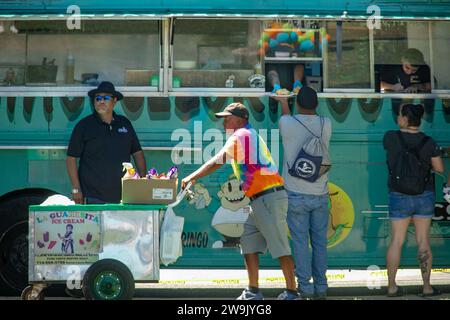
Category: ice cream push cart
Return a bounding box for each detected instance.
[22,184,191,300]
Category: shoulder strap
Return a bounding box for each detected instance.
[291,116,322,139]
[412,136,430,160]
[396,131,430,159]
[395,130,407,149]
[320,116,324,137]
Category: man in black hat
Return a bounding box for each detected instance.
[66,81,146,204]
[275,86,332,300]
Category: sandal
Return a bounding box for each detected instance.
[387,285,406,297]
[418,287,441,297]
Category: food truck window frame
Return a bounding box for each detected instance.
[0,16,448,98]
[168,18,267,94]
[319,19,449,96]
[166,17,448,98]
[371,20,436,95]
[0,16,167,97]
[322,20,373,93]
[430,21,450,93]
[168,18,331,95]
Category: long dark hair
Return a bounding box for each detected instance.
[400,103,424,127]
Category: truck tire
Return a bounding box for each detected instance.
[82,259,135,300]
[0,193,53,296]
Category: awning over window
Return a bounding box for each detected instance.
[0,0,450,20]
[0,13,449,21]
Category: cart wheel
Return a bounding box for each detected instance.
[21,285,44,300]
[82,259,135,300]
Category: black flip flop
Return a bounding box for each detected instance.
[418,287,442,297]
[387,286,405,297]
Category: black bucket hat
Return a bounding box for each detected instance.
[88,81,123,101]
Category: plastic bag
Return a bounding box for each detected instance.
[159,206,184,266]
[444,183,450,204]
[40,194,75,206]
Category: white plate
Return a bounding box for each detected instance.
[269,93,296,97]
[274,51,291,57]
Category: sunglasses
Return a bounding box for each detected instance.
[95,95,113,102]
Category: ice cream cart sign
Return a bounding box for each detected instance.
[34,211,101,264]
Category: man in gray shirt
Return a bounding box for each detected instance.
[276,86,332,300]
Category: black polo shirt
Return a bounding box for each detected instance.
[67,112,142,203]
[381,65,431,90]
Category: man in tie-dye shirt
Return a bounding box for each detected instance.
[182,103,298,300]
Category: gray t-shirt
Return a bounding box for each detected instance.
[279,114,332,195]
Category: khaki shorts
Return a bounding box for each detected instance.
[240,189,292,258]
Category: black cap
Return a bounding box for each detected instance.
[215,103,249,120]
[297,86,318,109]
[88,81,123,101]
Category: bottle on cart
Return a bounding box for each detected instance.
[167,166,178,179]
[65,53,75,84]
[122,162,138,179]
[146,168,158,179]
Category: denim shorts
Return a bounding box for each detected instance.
[388,191,435,220]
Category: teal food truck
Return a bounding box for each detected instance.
[0,0,449,296]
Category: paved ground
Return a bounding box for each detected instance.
[4,268,449,300]
[132,268,450,300]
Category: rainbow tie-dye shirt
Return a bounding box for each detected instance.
[223,124,284,198]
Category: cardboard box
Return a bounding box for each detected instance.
[121,178,178,205]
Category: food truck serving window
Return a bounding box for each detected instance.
[261,20,325,93]
[172,19,263,89]
[324,21,371,90]
[0,20,160,87]
[431,21,450,91]
[374,21,432,93]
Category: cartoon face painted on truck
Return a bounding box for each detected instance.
[188,175,251,248]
